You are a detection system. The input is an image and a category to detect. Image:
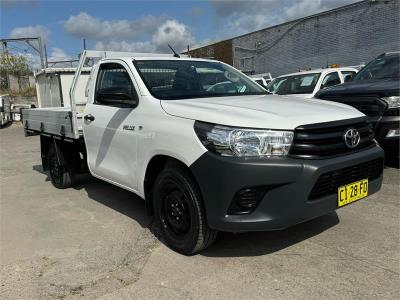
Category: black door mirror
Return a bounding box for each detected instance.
[96,87,138,108]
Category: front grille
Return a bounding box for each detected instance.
[319,96,387,117]
[289,117,375,159]
[383,108,400,116]
[309,158,383,200]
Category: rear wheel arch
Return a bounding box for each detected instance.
[40,135,52,171]
[40,135,87,173]
[47,141,76,189]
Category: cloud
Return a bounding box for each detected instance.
[284,0,357,20]
[9,25,51,43]
[208,0,284,37]
[64,11,193,53]
[64,12,166,41]
[94,40,155,53]
[93,19,193,53]
[207,0,359,38]
[152,20,193,52]
[49,47,69,60]
[221,11,284,36]
[210,0,280,18]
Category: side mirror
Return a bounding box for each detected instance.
[344,74,353,82]
[96,87,138,108]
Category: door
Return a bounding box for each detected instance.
[83,61,140,190]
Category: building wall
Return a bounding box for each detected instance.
[10,96,37,106]
[232,0,399,77]
[7,74,35,91]
[186,39,233,65]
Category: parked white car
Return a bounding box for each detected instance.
[252,77,269,88]
[267,67,358,98]
[22,51,383,254]
[249,73,273,88]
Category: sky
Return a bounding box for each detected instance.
[1,0,359,66]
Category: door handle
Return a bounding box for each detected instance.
[84,114,95,122]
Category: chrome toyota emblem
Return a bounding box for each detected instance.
[344,129,360,148]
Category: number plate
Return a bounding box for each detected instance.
[338,179,368,207]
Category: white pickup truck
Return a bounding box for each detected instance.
[267,67,358,98]
[23,51,384,254]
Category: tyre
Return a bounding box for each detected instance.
[47,143,75,189]
[153,165,217,255]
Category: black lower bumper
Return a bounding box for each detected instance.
[190,145,384,232]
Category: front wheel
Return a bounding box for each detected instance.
[153,166,217,255]
[47,143,75,189]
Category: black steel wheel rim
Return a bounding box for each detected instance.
[160,178,191,237]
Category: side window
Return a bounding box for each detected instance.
[341,71,356,82]
[95,63,138,107]
[321,72,341,89]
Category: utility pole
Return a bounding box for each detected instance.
[83,38,86,50]
[1,40,9,90]
[2,40,7,52]
[44,44,48,68]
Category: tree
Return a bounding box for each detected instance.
[0,51,31,91]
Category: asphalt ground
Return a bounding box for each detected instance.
[1,125,399,300]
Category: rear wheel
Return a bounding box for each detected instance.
[153,165,217,255]
[47,143,75,189]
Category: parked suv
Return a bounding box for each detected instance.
[315,52,400,161]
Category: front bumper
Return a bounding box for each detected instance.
[190,145,384,232]
[375,115,399,157]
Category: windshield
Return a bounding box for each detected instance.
[353,54,400,81]
[266,73,320,95]
[134,60,267,100]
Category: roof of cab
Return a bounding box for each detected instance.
[102,56,220,63]
[276,67,358,78]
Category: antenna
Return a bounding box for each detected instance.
[168,44,180,58]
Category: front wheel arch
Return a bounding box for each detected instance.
[144,155,194,215]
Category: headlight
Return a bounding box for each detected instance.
[382,96,400,109]
[194,121,293,157]
[386,129,400,138]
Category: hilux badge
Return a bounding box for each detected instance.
[344,129,360,148]
[123,125,135,131]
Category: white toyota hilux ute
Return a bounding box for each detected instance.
[23,51,384,254]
